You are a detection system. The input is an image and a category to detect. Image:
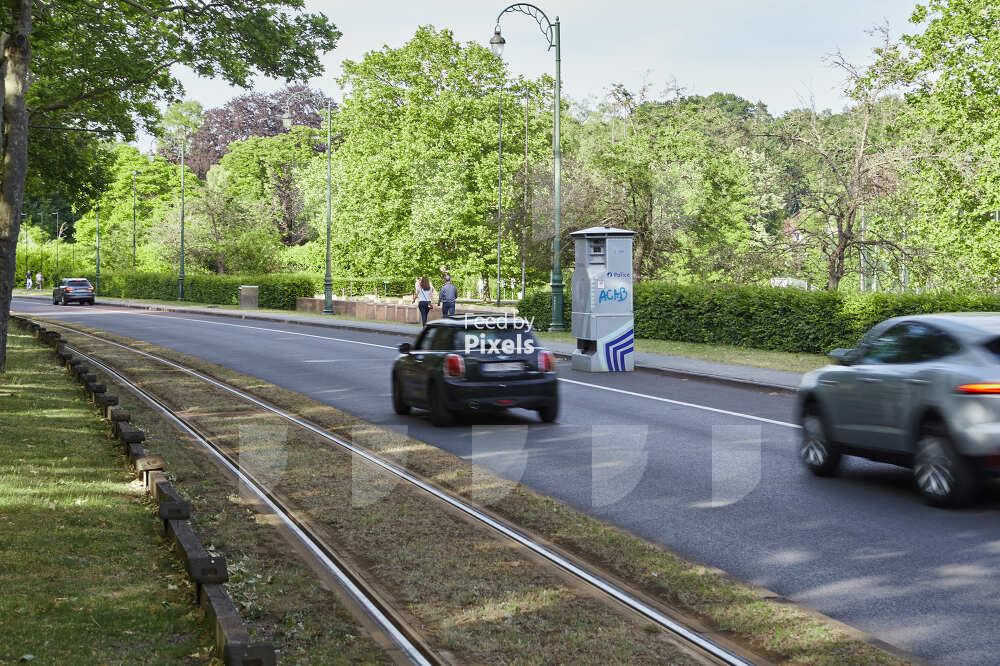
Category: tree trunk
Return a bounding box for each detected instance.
[0,1,33,374]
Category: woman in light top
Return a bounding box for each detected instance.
[413,276,435,325]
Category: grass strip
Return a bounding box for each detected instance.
[0,324,212,664]
[36,317,911,665]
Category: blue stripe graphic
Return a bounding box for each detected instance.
[603,328,634,371]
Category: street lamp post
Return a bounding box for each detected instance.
[131,170,142,267]
[95,206,101,295]
[282,90,335,315]
[178,133,186,301]
[490,53,504,307]
[491,3,565,330]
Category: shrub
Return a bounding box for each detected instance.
[519,281,1000,353]
[517,289,572,331]
[83,272,319,310]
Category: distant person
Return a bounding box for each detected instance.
[413,276,435,325]
[438,275,458,318]
[25,270,32,290]
[476,277,485,301]
[35,271,43,290]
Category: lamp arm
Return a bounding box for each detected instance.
[495,3,555,50]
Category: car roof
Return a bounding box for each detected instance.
[882,313,1000,341]
[427,314,533,329]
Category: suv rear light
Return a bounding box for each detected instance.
[538,350,555,372]
[444,354,465,378]
[956,383,1000,394]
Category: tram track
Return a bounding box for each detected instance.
[36,316,757,666]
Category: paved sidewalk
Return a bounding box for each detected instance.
[11,292,804,392]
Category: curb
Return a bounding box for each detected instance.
[23,294,802,393]
[10,315,277,666]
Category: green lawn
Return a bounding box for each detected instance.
[0,324,212,664]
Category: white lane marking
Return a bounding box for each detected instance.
[302,359,342,363]
[22,300,798,430]
[558,377,800,429]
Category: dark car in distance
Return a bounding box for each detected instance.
[391,315,559,426]
[52,278,95,306]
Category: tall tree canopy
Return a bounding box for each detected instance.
[0,0,341,371]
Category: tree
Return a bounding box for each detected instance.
[325,26,549,285]
[0,0,341,372]
[179,85,327,178]
[217,126,323,246]
[156,100,204,163]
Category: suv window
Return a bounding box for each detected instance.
[67,280,91,287]
[858,324,909,365]
[898,322,961,363]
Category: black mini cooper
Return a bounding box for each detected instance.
[391,315,559,426]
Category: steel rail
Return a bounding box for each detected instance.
[45,320,754,666]
[61,342,436,666]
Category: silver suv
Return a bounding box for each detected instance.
[798,314,1000,507]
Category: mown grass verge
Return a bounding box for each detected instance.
[0,324,212,664]
[30,316,913,665]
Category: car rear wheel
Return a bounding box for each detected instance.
[537,401,558,423]
[428,381,454,427]
[913,424,982,508]
[391,374,410,415]
[52,296,58,305]
[800,406,841,476]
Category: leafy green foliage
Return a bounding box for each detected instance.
[83,271,317,310]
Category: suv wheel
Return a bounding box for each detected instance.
[800,406,841,476]
[392,374,410,415]
[428,381,454,427]
[914,424,982,508]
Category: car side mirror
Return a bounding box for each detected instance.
[398,342,411,354]
[827,348,856,366]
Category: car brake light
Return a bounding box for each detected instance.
[444,354,465,378]
[538,350,554,372]
[956,383,1000,394]
[88,287,94,291]
[65,287,73,292]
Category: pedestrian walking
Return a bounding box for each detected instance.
[25,270,32,290]
[413,276,435,325]
[476,277,485,301]
[438,275,458,318]
[35,271,43,290]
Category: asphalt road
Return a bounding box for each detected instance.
[14,298,1000,664]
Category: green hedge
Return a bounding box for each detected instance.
[85,272,318,310]
[518,282,1000,353]
[517,289,572,331]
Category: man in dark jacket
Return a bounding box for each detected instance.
[438,275,458,317]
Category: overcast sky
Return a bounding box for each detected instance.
[136,0,919,151]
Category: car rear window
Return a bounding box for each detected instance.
[68,280,91,287]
